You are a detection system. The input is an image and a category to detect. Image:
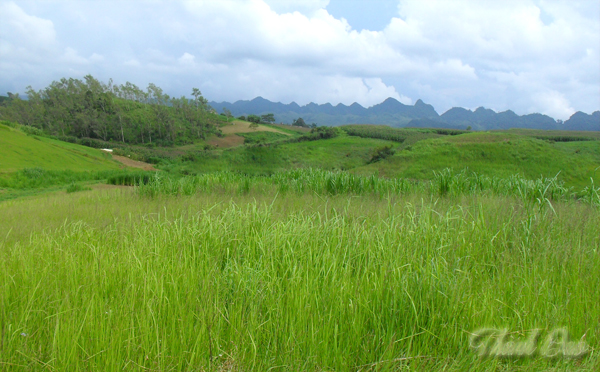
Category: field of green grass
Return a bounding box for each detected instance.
[165,134,396,175]
[148,126,600,191]
[353,132,600,189]
[0,123,121,172]
[0,123,158,201]
[0,170,598,371]
[1,119,599,370]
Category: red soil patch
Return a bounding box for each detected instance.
[111,155,156,170]
[207,134,246,149]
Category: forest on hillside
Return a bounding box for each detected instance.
[0,75,223,146]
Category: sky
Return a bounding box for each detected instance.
[0,0,599,120]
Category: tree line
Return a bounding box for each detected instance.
[0,75,222,146]
[236,113,316,128]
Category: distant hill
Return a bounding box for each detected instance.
[209,97,599,131]
[210,97,439,127]
[564,111,600,131]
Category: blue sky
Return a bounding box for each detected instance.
[0,0,598,119]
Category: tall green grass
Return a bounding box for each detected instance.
[0,168,153,190]
[134,168,599,207]
[0,189,598,371]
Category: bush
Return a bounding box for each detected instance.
[20,125,45,136]
[369,145,396,163]
[294,127,339,142]
[66,183,91,193]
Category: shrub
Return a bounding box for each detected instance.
[369,145,395,163]
[20,125,45,136]
[66,183,91,193]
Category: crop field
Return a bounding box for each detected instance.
[0,168,599,371]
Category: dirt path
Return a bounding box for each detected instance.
[111,155,156,170]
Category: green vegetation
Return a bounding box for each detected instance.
[0,122,120,172]
[342,124,437,142]
[1,102,599,370]
[0,172,598,371]
[238,131,289,144]
[369,145,396,163]
[353,132,600,189]
[133,168,598,206]
[164,134,396,175]
[0,76,221,146]
[496,128,600,142]
[65,182,92,193]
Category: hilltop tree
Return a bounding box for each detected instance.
[222,108,233,118]
[247,114,260,124]
[261,113,275,123]
[292,117,307,127]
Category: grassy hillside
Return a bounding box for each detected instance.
[353,132,600,189]
[164,134,396,175]
[0,123,121,172]
[159,128,599,190]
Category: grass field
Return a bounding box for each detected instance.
[353,132,600,189]
[166,134,397,175]
[0,123,121,172]
[0,172,598,371]
[1,120,599,370]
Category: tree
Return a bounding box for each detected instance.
[261,113,275,123]
[292,117,307,127]
[0,75,221,146]
[247,114,260,124]
[222,108,232,118]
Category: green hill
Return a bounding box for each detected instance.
[0,122,120,172]
[352,131,600,189]
[151,127,600,189]
[166,134,395,175]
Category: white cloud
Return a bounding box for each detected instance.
[124,59,141,67]
[530,90,575,119]
[89,53,104,63]
[0,0,598,120]
[263,0,330,16]
[178,52,195,65]
[0,1,58,63]
[0,1,56,48]
[62,47,88,64]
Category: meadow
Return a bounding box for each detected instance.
[0,168,599,371]
[1,119,599,371]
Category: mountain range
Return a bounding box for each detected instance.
[209,97,600,131]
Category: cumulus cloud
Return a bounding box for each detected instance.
[0,1,57,61]
[531,90,575,120]
[0,0,598,119]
